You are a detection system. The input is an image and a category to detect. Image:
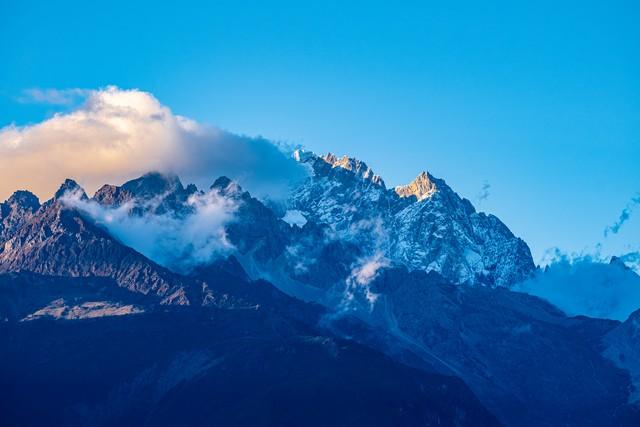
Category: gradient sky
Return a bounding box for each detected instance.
[1,0,639,263]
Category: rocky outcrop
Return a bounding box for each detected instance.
[395,171,437,200]
[0,190,40,242]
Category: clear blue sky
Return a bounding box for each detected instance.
[1,0,639,263]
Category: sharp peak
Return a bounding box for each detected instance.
[54,179,88,200]
[293,149,375,172]
[94,183,119,193]
[121,171,185,196]
[211,176,243,194]
[395,171,438,201]
[5,190,40,209]
[141,170,179,179]
[319,152,386,188]
[609,256,632,271]
[211,176,232,189]
[133,171,182,185]
[322,152,366,167]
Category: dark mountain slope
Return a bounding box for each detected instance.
[0,303,499,426]
[361,267,639,426]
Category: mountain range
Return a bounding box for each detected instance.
[1,151,638,426]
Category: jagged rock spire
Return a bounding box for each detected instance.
[394,171,437,201]
[121,171,183,199]
[320,152,386,187]
[54,179,88,200]
[5,190,40,211]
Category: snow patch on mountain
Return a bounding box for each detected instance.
[22,298,144,321]
[281,210,307,227]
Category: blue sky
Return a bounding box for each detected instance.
[1,0,639,262]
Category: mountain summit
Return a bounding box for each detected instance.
[395,171,438,200]
[320,152,386,187]
[291,151,535,287]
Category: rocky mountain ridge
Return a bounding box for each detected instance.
[1,155,639,426]
[290,150,536,287]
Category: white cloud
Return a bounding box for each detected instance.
[604,195,640,237]
[619,251,640,275]
[60,187,237,272]
[0,86,307,201]
[342,253,390,310]
[477,180,491,205]
[515,255,640,321]
[19,88,90,105]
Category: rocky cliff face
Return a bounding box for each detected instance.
[93,172,198,216]
[56,154,534,295]
[290,151,536,288]
[0,190,40,241]
[0,183,191,304]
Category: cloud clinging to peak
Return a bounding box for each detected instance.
[515,251,640,321]
[0,86,307,201]
[60,187,236,272]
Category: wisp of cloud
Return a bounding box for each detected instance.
[515,253,640,321]
[604,195,640,237]
[477,180,491,204]
[60,187,237,272]
[18,88,90,106]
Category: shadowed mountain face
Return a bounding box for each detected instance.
[0,274,498,427]
[94,172,199,216]
[361,267,638,426]
[604,308,640,406]
[0,188,193,305]
[1,158,639,426]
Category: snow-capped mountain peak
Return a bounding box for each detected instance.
[290,150,535,287]
[395,171,438,201]
[320,152,386,187]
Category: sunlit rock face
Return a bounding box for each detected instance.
[395,171,437,200]
[321,152,386,187]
